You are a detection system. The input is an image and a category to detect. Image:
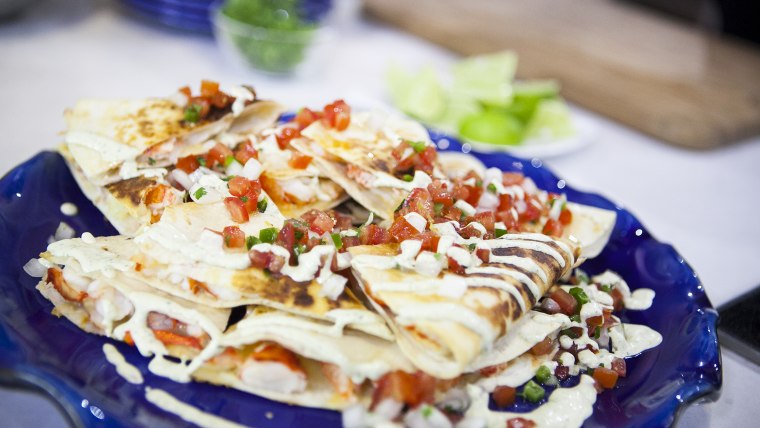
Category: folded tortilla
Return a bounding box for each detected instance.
[37,236,231,374]
[349,232,580,379]
[192,306,414,410]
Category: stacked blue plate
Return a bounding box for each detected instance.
[119,0,216,33]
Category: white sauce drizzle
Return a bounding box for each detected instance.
[60,202,78,216]
[102,343,144,384]
[145,387,250,428]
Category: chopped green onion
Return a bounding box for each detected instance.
[421,405,433,418]
[594,327,602,339]
[569,287,590,307]
[197,156,207,167]
[575,270,590,284]
[494,228,507,238]
[402,174,414,182]
[560,328,580,339]
[240,196,249,203]
[294,229,304,241]
[434,202,444,216]
[224,155,235,167]
[331,233,343,249]
[193,187,207,200]
[148,157,156,165]
[221,176,234,182]
[570,314,581,323]
[184,104,202,123]
[475,179,483,187]
[487,182,497,193]
[259,227,278,244]
[294,243,307,257]
[535,365,552,384]
[468,243,477,252]
[257,198,268,213]
[522,380,545,403]
[408,140,427,153]
[599,284,612,293]
[246,236,260,250]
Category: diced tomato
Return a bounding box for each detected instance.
[610,287,625,311]
[388,216,421,242]
[224,197,249,223]
[47,267,87,302]
[294,107,322,130]
[276,126,300,149]
[210,91,231,109]
[459,223,484,239]
[301,209,335,235]
[276,220,297,250]
[200,80,219,97]
[207,143,233,168]
[322,99,351,131]
[234,140,258,165]
[474,211,496,231]
[288,152,312,169]
[250,342,304,373]
[242,181,262,213]
[178,86,191,98]
[428,180,454,206]
[492,386,517,407]
[475,248,490,263]
[542,219,564,237]
[359,224,391,245]
[341,236,360,249]
[328,210,354,231]
[550,288,577,315]
[123,331,135,346]
[502,172,524,186]
[506,417,536,428]
[586,315,604,328]
[188,97,211,120]
[397,188,434,219]
[592,367,619,389]
[519,196,543,224]
[452,181,470,201]
[498,194,514,211]
[248,250,286,273]
[447,257,465,275]
[176,155,200,173]
[496,208,519,231]
[529,337,554,356]
[611,358,627,378]
[439,205,464,223]
[370,371,435,410]
[321,362,355,398]
[417,231,440,252]
[559,208,573,225]
[227,176,253,197]
[153,330,203,350]
[555,365,570,381]
[223,225,246,248]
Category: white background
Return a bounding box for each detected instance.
[1,0,759,426]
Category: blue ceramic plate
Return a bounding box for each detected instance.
[0,131,721,427]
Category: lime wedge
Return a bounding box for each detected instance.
[459,109,523,146]
[451,51,517,108]
[387,64,447,122]
[524,98,575,140]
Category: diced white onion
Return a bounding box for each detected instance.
[280,178,315,203]
[404,212,427,232]
[225,160,243,177]
[240,158,262,180]
[169,169,193,191]
[477,190,499,211]
[404,405,453,428]
[341,404,368,428]
[53,222,76,242]
[23,258,47,278]
[374,399,403,421]
[415,251,445,277]
[319,273,347,300]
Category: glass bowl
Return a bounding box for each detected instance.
[211,1,336,76]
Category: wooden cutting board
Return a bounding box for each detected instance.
[365,0,760,149]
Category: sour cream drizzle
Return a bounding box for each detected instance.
[145,387,250,428]
[102,343,144,384]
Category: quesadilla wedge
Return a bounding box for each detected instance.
[35,236,231,381]
[348,230,580,379]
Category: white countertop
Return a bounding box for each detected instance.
[1,0,759,426]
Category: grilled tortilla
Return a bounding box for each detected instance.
[348,232,580,379]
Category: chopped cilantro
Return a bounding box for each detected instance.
[331,233,343,249]
[259,227,278,243]
[224,155,235,167]
[193,187,207,200]
[246,235,260,250]
[148,157,156,165]
[197,156,207,167]
[475,179,483,187]
[408,140,427,153]
[402,174,414,182]
[487,182,497,193]
[560,328,580,339]
[569,287,590,307]
[468,243,477,252]
[494,228,507,238]
[535,365,552,384]
[570,314,581,323]
[184,104,202,123]
[257,198,268,213]
[221,176,234,182]
[294,243,307,257]
[434,202,444,216]
[599,284,613,293]
[522,380,545,403]
[594,327,602,339]
[294,229,304,241]
[576,270,590,284]
[240,196,249,203]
